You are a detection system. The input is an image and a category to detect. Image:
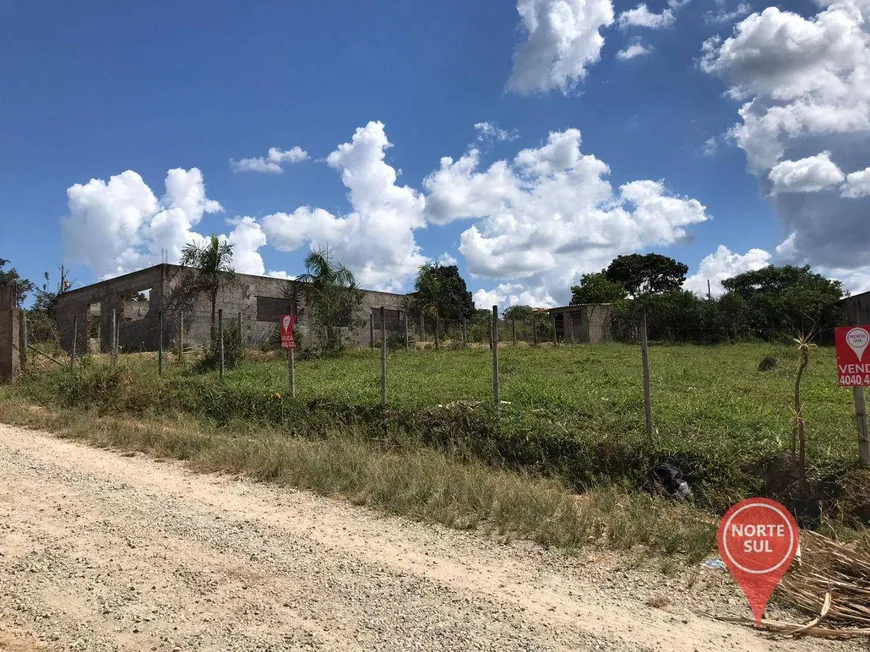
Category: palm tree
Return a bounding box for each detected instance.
[297,248,362,350]
[179,235,236,342]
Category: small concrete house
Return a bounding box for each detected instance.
[840,290,870,326]
[547,304,612,344]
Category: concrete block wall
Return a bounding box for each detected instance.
[166,270,408,351]
[57,266,167,354]
[549,304,612,344]
[57,264,409,354]
[585,304,612,344]
[841,292,870,326]
[0,285,20,381]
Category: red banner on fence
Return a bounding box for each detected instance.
[280,314,296,350]
[836,326,870,386]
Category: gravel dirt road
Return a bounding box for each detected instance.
[0,423,860,651]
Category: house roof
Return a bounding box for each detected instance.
[839,290,870,303]
[547,303,612,311]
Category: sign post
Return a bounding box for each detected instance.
[718,498,799,626]
[281,314,297,398]
[835,326,870,467]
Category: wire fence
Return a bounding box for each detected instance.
[11,301,870,468]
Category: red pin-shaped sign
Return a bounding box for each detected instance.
[717,498,799,625]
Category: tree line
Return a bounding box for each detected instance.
[407,252,846,344]
[1,246,848,352]
[570,253,844,343]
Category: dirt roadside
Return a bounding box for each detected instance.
[0,423,861,651]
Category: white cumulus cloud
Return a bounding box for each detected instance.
[225,216,268,276]
[618,0,691,29]
[474,122,519,142]
[230,146,309,174]
[616,42,653,60]
[702,136,719,157]
[701,1,870,274]
[62,168,271,279]
[618,4,674,29]
[508,0,615,94]
[423,128,708,305]
[768,151,845,194]
[437,252,459,266]
[703,2,751,25]
[261,121,427,291]
[265,270,296,280]
[472,283,557,310]
[842,166,870,198]
[684,245,772,297]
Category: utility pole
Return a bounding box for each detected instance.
[707,279,712,301]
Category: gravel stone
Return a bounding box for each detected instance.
[0,423,861,651]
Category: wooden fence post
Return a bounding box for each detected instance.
[218,309,224,382]
[403,311,409,351]
[552,315,557,346]
[533,316,538,346]
[462,316,467,347]
[179,312,184,363]
[287,303,296,398]
[288,321,296,399]
[854,387,870,467]
[380,307,387,407]
[112,309,118,363]
[71,316,77,372]
[641,310,653,441]
[18,309,27,372]
[420,312,425,343]
[369,312,374,348]
[492,305,499,408]
[158,310,164,377]
[512,318,516,345]
[435,314,440,351]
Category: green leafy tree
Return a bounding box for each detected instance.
[503,305,552,342]
[412,263,473,320]
[721,265,843,340]
[0,258,34,306]
[297,248,363,352]
[570,272,628,304]
[503,305,534,321]
[179,235,237,342]
[604,254,688,296]
[27,272,62,344]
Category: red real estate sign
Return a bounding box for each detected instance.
[717,498,799,625]
[836,326,870,386]
[280,314,296,350]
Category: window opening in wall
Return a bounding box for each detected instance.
[256,296,293,322]
[87,302,101,352]
[372,307,400,330]
[120,290,151,322]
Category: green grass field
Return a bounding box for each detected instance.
[225,342,858,464]
[8,341,868,517]
[4,340,868,557]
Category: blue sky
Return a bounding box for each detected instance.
[2,0,869,307]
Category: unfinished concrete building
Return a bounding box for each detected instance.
[547,304,612,344]
[56,264,408,354]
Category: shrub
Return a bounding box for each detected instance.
[195,320,245,372]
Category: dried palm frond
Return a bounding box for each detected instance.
[779,530,870,628]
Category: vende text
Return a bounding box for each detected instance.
[839,364,870,374]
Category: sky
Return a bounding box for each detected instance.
[2,0,870,308]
